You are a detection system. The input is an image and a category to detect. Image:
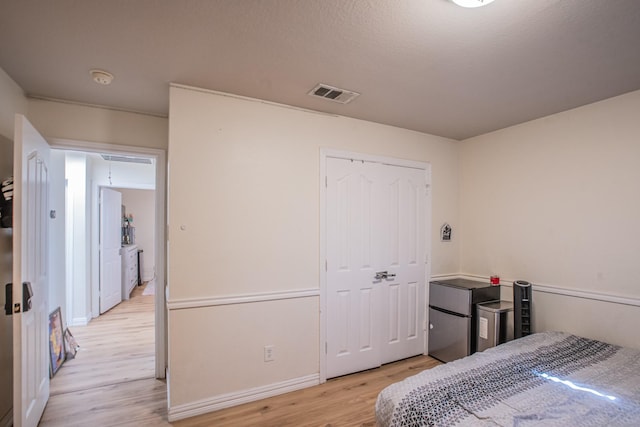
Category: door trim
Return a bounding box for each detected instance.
[167,288,319,310]
[48,138,167,380]
[319,148,432,383]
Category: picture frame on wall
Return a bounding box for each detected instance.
[48,307,66,377]
[441,223,452,242]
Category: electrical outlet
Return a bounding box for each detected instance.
[264,345,275,362]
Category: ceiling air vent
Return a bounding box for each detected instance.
[101,154,152,164]
[308,84,360,104]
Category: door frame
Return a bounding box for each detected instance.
[319,148,432,383]
[49,138,167,379]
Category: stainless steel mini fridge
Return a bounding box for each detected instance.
[428,279,500,362]
[477,301,514,352]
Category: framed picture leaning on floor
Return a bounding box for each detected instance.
[48,307,66,377]
[63,328,79,359]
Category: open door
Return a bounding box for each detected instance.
[12,114,51,427]
[99,188,122,313]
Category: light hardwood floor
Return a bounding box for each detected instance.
[174,355,441,427]
[39,286,441,426]
[39,283,166,427]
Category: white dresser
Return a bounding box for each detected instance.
[121,244,139,299]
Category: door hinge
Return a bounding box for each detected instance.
[325,176,327,188]
[325,342,328,354]
[325,259,327,272]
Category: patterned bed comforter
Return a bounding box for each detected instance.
[375,332,640,426]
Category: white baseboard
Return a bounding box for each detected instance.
[0,408,12,427]
[142,268,154,283]
[70,316,89,326]
[167,373,320,422]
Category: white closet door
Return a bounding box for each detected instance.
[325,157,427,378]
[379,164,426,364]
[326,158,384,378]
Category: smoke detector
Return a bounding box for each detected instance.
[90,69,114,85]
[450,0,495,7]
[308,83,360,104]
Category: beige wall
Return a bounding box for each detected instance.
[460,89,640,348]
[27,98,168,150]
[167,85,460,410]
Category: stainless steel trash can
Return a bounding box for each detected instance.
[477,301,514,352]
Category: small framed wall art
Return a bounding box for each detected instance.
[441,223,452,242]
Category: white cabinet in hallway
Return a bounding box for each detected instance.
[122,244,139,299]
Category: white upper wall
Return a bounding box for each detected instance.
[116,188,156,281]
[460,89,640,297]
[0,67,28,140]
[90,156,156,190]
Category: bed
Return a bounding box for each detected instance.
[375,331,640,426]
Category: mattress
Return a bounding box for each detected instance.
[376,331,640,426]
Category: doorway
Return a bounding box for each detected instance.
[320,150,432,381]
[49,139,166,379]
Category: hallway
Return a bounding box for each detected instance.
[39,284,168,426]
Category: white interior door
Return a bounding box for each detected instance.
[326,158,384,378]
[99,188,122,314]
[325,156,427,379]
[379,164,426,364]
[13,114,50,427]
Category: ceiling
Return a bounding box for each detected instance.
[1,0,639,140]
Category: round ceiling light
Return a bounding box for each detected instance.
[450,0,495,7]
[90,69,114,85]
